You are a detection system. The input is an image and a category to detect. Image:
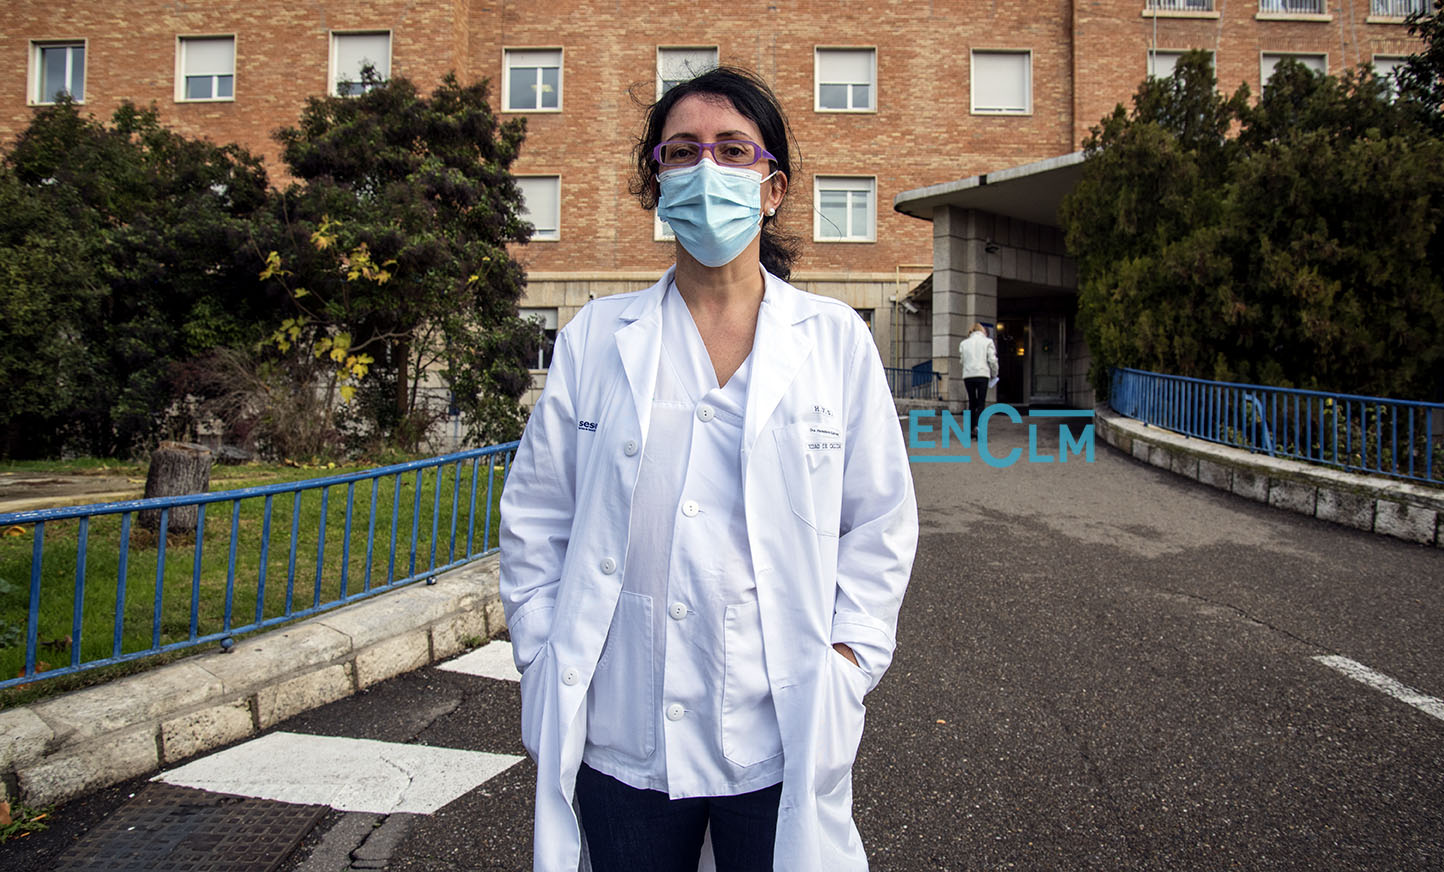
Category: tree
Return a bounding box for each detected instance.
[1062,50,1444,403]
[266,69,542,450]
[0,100,275,457]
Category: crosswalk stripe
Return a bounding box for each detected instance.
[155,731,523,814]
[437,639,522,682]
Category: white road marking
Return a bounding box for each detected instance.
[1313,655,1444,723]
[156,731,523,814]
[437,640,521,682]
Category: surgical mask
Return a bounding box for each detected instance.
[657,160,777,268]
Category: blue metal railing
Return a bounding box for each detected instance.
[1110,368,1442,485]
[0,443,517,690]
[886,363,942,400]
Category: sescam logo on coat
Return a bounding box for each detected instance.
[578,420,598,432]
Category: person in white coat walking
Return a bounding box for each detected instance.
[499,66,918,872]
[958,323,999,434]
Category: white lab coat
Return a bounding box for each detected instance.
[500,266,919,871]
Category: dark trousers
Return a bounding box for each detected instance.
[575,762,782,872]
[964,377,989,430]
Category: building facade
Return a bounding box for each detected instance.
[1,1,1426,410]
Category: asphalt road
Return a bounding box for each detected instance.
[7,418,1443,870]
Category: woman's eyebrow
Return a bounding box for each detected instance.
[659,130,752,141]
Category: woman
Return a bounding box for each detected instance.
[500,67,917,872]
[958,322,999,433]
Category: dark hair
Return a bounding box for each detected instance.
[630,66,801,279]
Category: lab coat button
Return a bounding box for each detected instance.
[562,667,580,686]
[669,602,688,620]
[696,404,715,422]
[666,703,685,721]
[623,440,639,456]
[681,500,700,518]
[599,557,617,574]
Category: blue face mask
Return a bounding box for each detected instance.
[657,160,777,268]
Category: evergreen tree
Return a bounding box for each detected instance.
[1063,49,1444,402]
[268,69,542,448]
[0,100,273,457]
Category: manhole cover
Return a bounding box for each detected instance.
[54,782,328,872]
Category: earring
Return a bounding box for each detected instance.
[765,207,776,216]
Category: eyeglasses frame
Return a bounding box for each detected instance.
[651,139,778,168]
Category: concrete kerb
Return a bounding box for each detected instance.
[1094,405,1444,548]
[0,553,505,807]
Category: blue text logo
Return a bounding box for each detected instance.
[907,406,1094,467]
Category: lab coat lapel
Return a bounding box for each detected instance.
[614,270,670,440]
[744,273,814,455]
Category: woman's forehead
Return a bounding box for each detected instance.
[661,93,761,141]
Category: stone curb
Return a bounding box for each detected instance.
[0,554,505,806]
[1095,405,1443,548]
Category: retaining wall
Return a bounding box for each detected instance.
[0,555,504,806]
[1096,405,1444,547]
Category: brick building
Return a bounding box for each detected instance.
[1,1,1425,411]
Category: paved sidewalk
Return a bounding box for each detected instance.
[3,417,1442,870]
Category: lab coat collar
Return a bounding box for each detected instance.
[613,268,672,441]
[744,269,816,454]
[615,264,818,453]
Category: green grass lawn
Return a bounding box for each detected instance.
[0,453,509,703]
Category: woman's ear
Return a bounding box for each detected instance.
[765,172,788,217]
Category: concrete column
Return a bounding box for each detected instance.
[932,205,997,407]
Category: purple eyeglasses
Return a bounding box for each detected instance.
[652,139,777,168]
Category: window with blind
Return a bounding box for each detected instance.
[519,308,558,370]
[517,176,561,241]
[178,36,235,101]
[1261,52,1327,85]
[971,50,1031,115]
[658,47,718,97]
[331,32,390,96]
[815,48,876,111]
[814,176,876,242]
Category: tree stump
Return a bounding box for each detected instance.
[139,442,213,533]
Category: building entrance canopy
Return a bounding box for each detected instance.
[892,152,1093,409]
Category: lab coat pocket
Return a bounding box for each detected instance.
[772,421,844,537]
[586,592,656,759]
[814,650,868,795]
[519,643,552,760]
[722,601,784,767]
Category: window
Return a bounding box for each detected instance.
[32,41,85,104]
[178,36,235,101]
[517,176,561,241]
[1371,0,1428,16]
[658,47,717,97]
[1373,55,1407,97]
[971,51,1031,115]
[519,308,558,370]
[815,48,876,112]
[1145,1,1214,10]
[1261,52,1327,84]
[1147,49,1214,78]
[655,211,676,241]
[331,32,390,96]
[854,308,874,329]
[1259,0,1326,14]
[814,176,876,242]
[505,49,562,111]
